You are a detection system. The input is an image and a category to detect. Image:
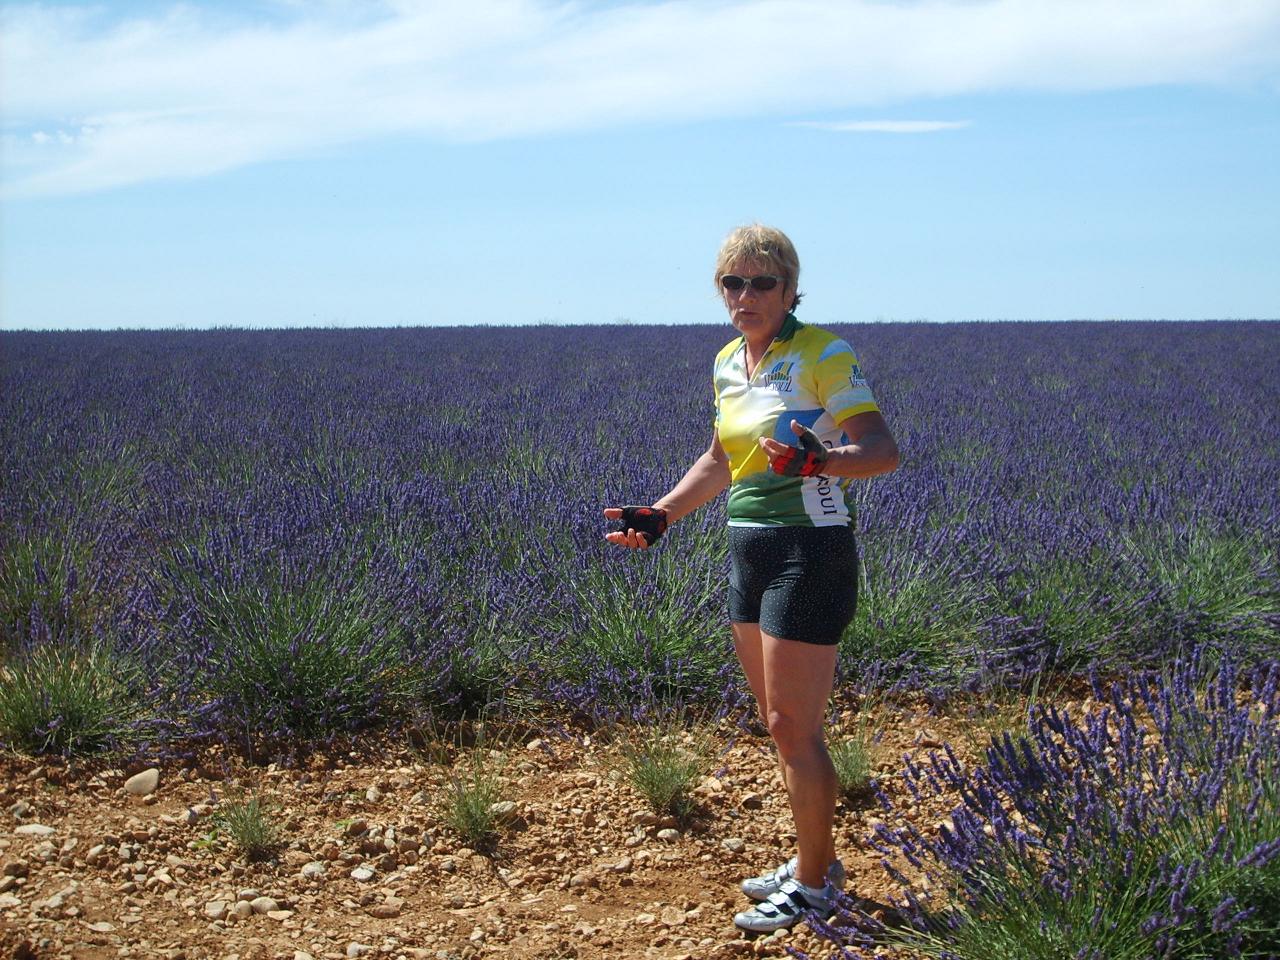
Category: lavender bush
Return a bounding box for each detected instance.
[0,322,1276,755]
[0,526,103,647]
[0,623,148,756]
[156,538,425,745]
[812,648,1280,958]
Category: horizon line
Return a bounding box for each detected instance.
[4,317,1278,334]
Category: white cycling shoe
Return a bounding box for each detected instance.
[733,877,837,932]
[740,855,845,902]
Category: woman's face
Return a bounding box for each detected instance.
[721,259,791,344]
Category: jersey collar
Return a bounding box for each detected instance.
[775,312,801,342]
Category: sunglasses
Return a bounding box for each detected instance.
[720,274,781,293]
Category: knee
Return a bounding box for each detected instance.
[766,708,822,758]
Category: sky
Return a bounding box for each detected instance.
[2,0,1279,330]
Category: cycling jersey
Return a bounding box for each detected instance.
[713,313,879,526]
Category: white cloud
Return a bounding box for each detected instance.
[792,120,972,133]
[3,0,1278,196]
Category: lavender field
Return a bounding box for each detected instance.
[1,321,1278,756]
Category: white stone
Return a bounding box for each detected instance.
[350,867,375,882]
[124,769,160,796]
[204,900,229,920]
[13,824,55,837]
[249,896,279,914]
[489,801,518,821]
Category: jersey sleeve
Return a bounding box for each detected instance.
[814,337,879,424]
[711,339,738,430]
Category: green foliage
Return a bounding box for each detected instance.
[0,530,98,650]
[534,525,730,706]
[614,720,710,823]
[1131,526,1280,652]
[853,658,1280,960]
[213,790,284,862]
[844,549,986,670]
[70,442,146,515]
[0,635,146,756]
[170,569,419,741]
[431,621,524,722]
[999,549,1148,670]
[831,694,886,801]
[830,734,874,800]
[441,748,507,848]
[910,769,1280,959]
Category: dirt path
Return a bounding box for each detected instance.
[0,698,1011,960]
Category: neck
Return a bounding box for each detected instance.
[742,313,789,355]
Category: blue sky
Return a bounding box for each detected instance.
[2,1,1279,329]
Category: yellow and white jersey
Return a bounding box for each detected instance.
[713,314,880,527]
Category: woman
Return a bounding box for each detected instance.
[603,224,899,932]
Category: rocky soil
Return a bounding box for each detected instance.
[0,697,1018,960]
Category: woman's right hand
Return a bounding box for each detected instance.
[602,506,668,549]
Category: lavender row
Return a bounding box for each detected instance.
[1,322,1277,750]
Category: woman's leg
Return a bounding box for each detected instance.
[732,621,788,792]
[761,630,838,889]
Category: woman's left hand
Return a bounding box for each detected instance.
[759,420,830,476]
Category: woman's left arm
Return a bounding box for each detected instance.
[822,411,900,479]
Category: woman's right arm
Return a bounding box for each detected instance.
[653,430,732,523]
[604,431,731,549]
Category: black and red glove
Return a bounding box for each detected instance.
[613,505,669,546]
[770,425,830,477]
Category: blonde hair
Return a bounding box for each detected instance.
[714,224,803,311]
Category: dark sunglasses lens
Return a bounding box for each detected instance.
[750,276,779,291]
[721,275,747,291]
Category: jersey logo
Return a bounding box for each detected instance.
[849,362,868,388]
[763,360,795,392]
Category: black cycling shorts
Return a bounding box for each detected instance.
[728,524,859,646]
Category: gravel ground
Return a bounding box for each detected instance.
[0,697,1019,960]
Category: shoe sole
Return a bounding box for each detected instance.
[734,905,835,932]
